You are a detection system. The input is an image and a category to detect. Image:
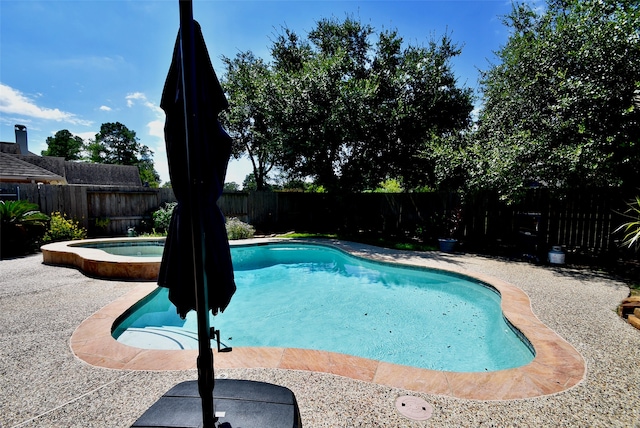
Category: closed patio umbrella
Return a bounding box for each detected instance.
[132,3,299,426]
[158,12,235,319]
[157,1,235,425]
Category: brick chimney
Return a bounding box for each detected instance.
[14,124,28,154]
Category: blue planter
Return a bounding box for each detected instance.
[438,238,457,253]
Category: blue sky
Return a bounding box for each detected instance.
[0,0,518,186]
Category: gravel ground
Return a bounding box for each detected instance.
[1,248,639,428]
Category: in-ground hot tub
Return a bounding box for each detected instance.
[41,237,165,281]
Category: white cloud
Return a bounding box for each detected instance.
[99,105,112,111]
[148,119,165,140]
[125,92,165,139]
[125,92,145,107]
[125,92,164,116]
[0,83,92,126]
[75,131,97,142]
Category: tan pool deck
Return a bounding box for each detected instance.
[48,238,587,401]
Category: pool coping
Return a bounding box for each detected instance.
[64,238,586,401]
[42,237,164,281]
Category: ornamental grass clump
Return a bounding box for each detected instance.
[42,212,87,243]
[615,196,640,251]
[226,217,255,240]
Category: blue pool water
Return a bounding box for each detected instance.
[113,243,534,372]
[72,240,164,257]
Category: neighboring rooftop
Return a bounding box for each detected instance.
[0,152,67,184]
[0,125,142,187]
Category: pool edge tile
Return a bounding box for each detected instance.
[373,363,452,396]
[280,349,378,382]
[215,347,285,369]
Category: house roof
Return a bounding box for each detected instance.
[0,141,143,187]
[63,162,142,186]
[0,142,22,155]
[0,152,67,184]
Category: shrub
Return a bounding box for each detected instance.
[0,200,49,257]
[42,212,87,243]
[152,202,177,234]
[372,178,404,193]
[0,200,49,226]
[226,217,255,240]
[615,196,640,251]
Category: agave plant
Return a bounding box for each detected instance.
[615,196,640,251]
[0,200,50,257]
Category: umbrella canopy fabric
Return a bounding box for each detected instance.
[158,20,236,318]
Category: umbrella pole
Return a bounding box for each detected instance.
[178,1,216,427]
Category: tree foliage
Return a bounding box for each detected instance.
[221,17,474,193]
[472,0,640,200]
[41,129,84,160]
[89,122,140,164]
[88,122,160,187]
[220,52,279,191]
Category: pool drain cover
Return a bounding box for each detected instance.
[395,396,433,421]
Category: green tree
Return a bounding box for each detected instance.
[242,173,257,191]
[220,52,279,191]
[223,182,240,192]
[269,18,377,192]
[90,122,139,164]
[41,129,84,160]
[222,17,474,193]
[89,122,160,187]
[375,33,475,190]
[473,0,640,201]
[136,144,161,188]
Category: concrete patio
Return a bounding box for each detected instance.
[1,244,639,427]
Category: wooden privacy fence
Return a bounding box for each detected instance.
[462,190,631,258]
[0,183,248,236]
[234,190,634,257]
[246,191,451,235]
[0,184,177,236]
[0,183,635,258]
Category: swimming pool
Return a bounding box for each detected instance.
[113,243,534,372]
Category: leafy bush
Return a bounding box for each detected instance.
[615,196,640,251]
[42,212,87,243]
[152,202,176,234]
[151,205,254,240]
[372,179,404,193]
[0,200,49,226]
[0,200,50,257]
[226,217,255,240]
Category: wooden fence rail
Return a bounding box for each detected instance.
[0,183,635,259]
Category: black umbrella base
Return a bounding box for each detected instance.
[132,379,302,428]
